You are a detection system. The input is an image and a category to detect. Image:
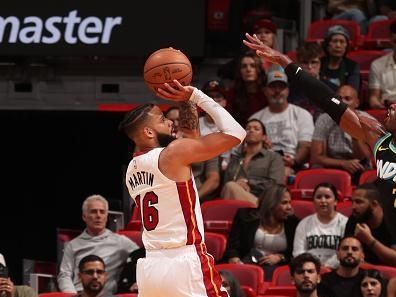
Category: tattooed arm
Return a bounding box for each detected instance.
[178,101,200,139]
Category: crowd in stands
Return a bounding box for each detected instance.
[2,6,396,297]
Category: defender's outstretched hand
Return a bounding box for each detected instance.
[243,33,292,68]
[156,80,194,102]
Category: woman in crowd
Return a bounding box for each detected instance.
[224,184,299,280]
[320,25,360,92]
[359,270,387,297]
[226,51,268,126]
[293,182,348,268]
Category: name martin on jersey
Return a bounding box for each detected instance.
[128,171,154,190]
[376,159,396,182]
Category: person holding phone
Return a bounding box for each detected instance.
[0,254,36,297]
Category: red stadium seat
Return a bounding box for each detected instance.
[292,168,352,198]
[347,50,387,80]
[116,230,143,247]
[336,200,353,217]
[360,263,396,279]
[216,263,265,295]
[241,285,257,297]
[205,232,227,262]
[290,188,344,201]
[271,265,331,286]
[359,169,377,184]
[306,19,362,49]
[291,200,315,220]
[366,109,387,125]
[363,19,393,49]
[201,199,256,235]
[260,285,296,296]
[126,205,142,231]
[286,50,297,62]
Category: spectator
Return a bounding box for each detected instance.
[0,254,36,297]
[289,253,327,297]
[249,69,314,176]
[368,19,396,109]
[327,0,369,33]
[320,25,360,92]
[221,119,285,205]
[344,183,396,265]
[388,276,396,297]
[58,194,138,295]
[200,80,232,170]
[227,50,268,126]
[224,184,299,280]
[311,84,373,183]
[164,106,180,137]
[289,42,325,120]
[218,18,278,81]
[320,236,365,297]
[74,255,108,297]
[293,182,348,268]
[116,248,145,294]
[359,270,388,297]
[218,270,245,297]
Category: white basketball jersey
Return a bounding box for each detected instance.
[125,148,205,250]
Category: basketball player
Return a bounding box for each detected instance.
[243,33,396,250]
[119,80,246,297]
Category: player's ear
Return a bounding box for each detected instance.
[143,127,154,139]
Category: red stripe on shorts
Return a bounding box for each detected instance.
[176,179,202,245]
[195,243,228,297]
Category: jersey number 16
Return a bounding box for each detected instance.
[135,191,159,231]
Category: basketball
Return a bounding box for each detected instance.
[143,48,192,93]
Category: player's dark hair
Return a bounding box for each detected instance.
[313,182,339,201]
[355,183,380,203]
[289,253,321,276]
[78,254,105,272]
[119,104,154,138]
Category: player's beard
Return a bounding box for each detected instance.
[157,132,176,147]
[354,206,373,223]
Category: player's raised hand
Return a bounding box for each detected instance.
[156,80,194,102]
[243,33,292,67]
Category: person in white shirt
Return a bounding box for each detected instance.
[250,69,314,176]
[293,182,348,268]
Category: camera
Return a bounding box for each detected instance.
[0,265,8,278]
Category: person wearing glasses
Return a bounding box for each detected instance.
[76,255,109,297]
[57,195,138,295]
[311,84,374,183]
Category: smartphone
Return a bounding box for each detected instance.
[0,265,8,278]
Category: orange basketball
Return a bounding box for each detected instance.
[143,48,192,93]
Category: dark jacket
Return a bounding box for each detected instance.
[320,56,360,92]
[224,208,299,262]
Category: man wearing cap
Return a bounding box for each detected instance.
[368,19,396,109]
[320,25,360,92]
[0,254,37,297]
[249,69,314,176]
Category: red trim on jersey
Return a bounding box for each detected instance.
[176,179,203,245]
[133,148,153,157]
[195,243,228,297]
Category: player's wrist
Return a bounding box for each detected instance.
[189,88,211,106]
